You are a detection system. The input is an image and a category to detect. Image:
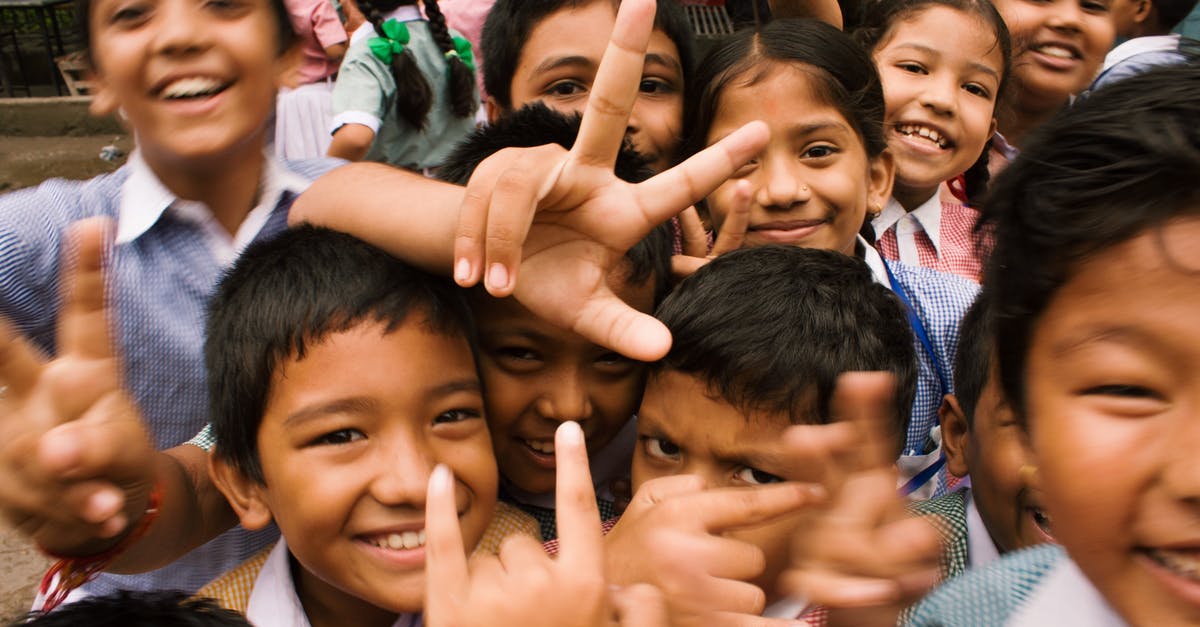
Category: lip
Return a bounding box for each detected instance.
[1026,40,1083,71]
[748,219,827,244]
[1136,547,1200,609]
[148,73,234,116]
[516,437,558,470]
[890,119,955,155]
[353,523,432,568]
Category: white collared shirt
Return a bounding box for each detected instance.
[872,193,944,266]
[1102,34,1182,72]
[247,539,422,627]
[1006,555,1126,626]
[964,489,1001,569]
[858,234,890,288]
[115,151,312,267]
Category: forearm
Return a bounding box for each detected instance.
[290,162,466,274]
[106,445,237,573]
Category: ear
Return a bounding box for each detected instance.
[939,394,971,479]
[988,117,998,141]
[866,149,895,213]
[209,452,274,530]
[1132,0,1153,24]
[484,96,503,124]
[88,68,120,118]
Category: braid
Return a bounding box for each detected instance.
[361,0,432,129]
[422,0,477,119]
[961,137,993,207]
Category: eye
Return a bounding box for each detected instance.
[639,78,674,95]
[109,2,151,24]
[801,144,839,159]
[1081,0,1109,13]
[546,81,587,97]
[734,466,784,485]
[897,62,927,75]
[641,436,681,461]
[963,83,993,99]
[313,428,365,446]
[434,408,482,425]
[1082,384,1158,398]
[732,157,760,178]
[595,351,637,375]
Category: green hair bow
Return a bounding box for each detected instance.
[368,19,411,64]
[445,35,476,73]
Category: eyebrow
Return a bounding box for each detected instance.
[532,55,596,76]
[891,42,1001,81]
[644,53,683,76]
[787,120,853,140]
[1050,325,1168,358]
[282,379,481,427]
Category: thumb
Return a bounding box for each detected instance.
[571,289,672,362]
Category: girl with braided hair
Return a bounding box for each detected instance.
[328,0,477,172]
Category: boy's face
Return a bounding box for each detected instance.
[218,319,497,616]
[498,0,684,172]
[1024,217,1200,625]
[942,364,1054,554]
[633,370,808,604]
[474,270,656,496]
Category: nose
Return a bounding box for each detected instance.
[368,429,434,507]
[1045,1,1084,34]
[533,365,594,423]
[754,155,809,212]
[1162,407,1200,503]
[152,0,211,56]
[919,75,958,116]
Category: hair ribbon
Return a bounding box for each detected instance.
[445,35,476,73]
[369,19,411,64]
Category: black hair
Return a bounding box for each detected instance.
[652,246,917,454]
[207,225,476,483]
[10,591,251,627]
[952,292,993,428]
[980,63,1200,420]
[357,0,476,130]
[74,0,297,68]
[853,0,1012,207]
[1157,0,1200,30]
[438,102,673,304]
[681,18,888,164]
[480,0,696,112]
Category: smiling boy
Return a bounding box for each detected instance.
[200,226,536,624]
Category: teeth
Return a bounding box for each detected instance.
[161,76,225,99]
[526,439,555,454]
[896,124,948,149]
[369,529,426,550]
[1147,549,1200,582]
[1037,45,1075,60]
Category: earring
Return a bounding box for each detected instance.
[868,203,882,220]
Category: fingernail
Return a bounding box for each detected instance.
[486,263,508,291]
[454,257,472,284]
[431,464,453,491]
[557,421,584,445]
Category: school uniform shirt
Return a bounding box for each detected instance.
[0,151,339,597]
[903,543,1126,626]
[330,5,478,170]
[284,0,346,85]
[872,188,985,283]
[1092,34,1191,92]
[860,237,979,498]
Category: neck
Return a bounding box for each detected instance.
[999,94,1066,150]
[893,184,938,212]
[140,134,267,237]
[294,560,401,627]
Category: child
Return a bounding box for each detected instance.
[274,0,347,159]
[327,0,477,170]
[907,63,1200,626]
[1093,0,1199,90]
[988,0,1114,155]
[199,225,536,623]
[605,245,937,621]
[678,18,980,497]
[436,103,673,540]
[479,0,695,172]
[853,0,1012,281]
[11,591,252,627]
[917,293,1053,583]
[0,0,342,598]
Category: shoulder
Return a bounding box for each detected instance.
[908,490,969,580]
[886,260,979,321]
[908,489,968,520]
[195,543,275,613]
[904,543,1067,626]
[0,170,129,232]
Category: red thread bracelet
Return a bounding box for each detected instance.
[36,482,162,612]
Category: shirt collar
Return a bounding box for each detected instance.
[1007,550,1127,626]
[115,150,312,248]
[247,539,422,627]
[871,193,944,256]
[963,489,1001,569]
[1102,34,1181,71]
[351,5,423,43]
[858,234,890,287]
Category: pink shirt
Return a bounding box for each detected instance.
[285,0,348,84]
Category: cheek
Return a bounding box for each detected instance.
[478,369,529,432]
[706,181,739,228]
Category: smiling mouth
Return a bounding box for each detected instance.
[894,123,951,150]
[1144,548,1200,582]
[157,76,231,100]
[524,438,555,455]
[362,529,427,551]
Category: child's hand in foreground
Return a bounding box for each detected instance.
[670,180,751,279]
[780,373,944,626]
[424,421,668,627]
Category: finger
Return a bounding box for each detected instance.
[37,395,152,483]
[497,533,554,577]
[611,583,670,627]
[454,157,497,287]
[678,207,709,258]
[776,422,859,487]
[0,319,46,398]
[554,421,605,571]
[58,218,115,361]
[710,180,751,256]
[705,611,813,627]
[693,482,826,533]
[670,255,711,281]
[829,372,899,472]
[56,479,127,534]
[634,121,768,227]
[424,464,470,618]
[482,147,565,296]
[571,287,673,362]
[778,569,901,609]
[573,0,656,167]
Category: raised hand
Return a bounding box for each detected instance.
[424,421,667,627]
[670,180,752,279]
[779,373,943,625]
[0,218,157,556]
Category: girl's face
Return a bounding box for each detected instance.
[1025,216,1200,624]
[873,6,1003,200]
[87,0,291,166]
[705,63,893,256]
[993,0,1115,106]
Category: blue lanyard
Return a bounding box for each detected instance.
[883,261,951,395]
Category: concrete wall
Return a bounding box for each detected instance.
[0,96,122,136]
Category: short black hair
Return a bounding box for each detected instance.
[11,591,251,627]
[651,246,917,454]
[480,0,696,111]
[207,225,476,483]
[981,63,1200,420]
[1156,0,1200,30]
[437,102,673,305]
[952,293,993,429]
